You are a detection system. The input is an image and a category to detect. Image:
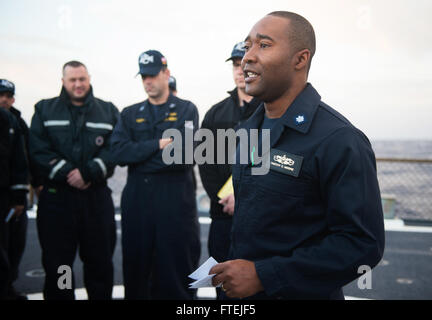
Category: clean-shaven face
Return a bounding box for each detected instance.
[242,15,295,103]
[142,69,170,101]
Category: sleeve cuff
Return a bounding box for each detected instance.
[149,139,160,153]
[83,158,108,183]
[93,158,107,178]
[49,160,73,182]
[255,259,283,298]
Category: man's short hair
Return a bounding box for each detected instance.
[267,11,316,70]
[62,60,87,75]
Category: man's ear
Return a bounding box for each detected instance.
[11,97,15,105]
[293,49,311,71]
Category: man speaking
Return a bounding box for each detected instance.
[211,11,385,300]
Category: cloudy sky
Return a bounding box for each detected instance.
[1,0,431,140]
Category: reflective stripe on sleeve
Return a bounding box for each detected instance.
[49,159,66,180]
[93,158,107,178]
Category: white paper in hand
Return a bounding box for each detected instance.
[189,274,216,289]
[189,256,218,280]
[188,257,221,288]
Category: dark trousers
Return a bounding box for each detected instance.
[0,249,8,299]
[0,191,28,300]
[36,184,116,300]
[6,207,27,285]
[0,192,9,299]
[121,171,201,300]
[208,217,232,299]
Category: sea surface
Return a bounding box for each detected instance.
[107,140,432,221]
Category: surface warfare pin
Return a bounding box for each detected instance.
[95,136,104,146]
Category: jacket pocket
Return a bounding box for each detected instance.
[86,126,111,149]
[46,127,72,153]
[256,169,310,197]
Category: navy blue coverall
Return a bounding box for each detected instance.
[0,107,28,299]
[29,87,119,300]
[111,93,201,300]
[230,84,385,299]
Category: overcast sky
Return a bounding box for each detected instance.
[1,0,431,140]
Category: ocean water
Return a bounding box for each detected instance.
[371,140,432,160]
[108,140,432,221]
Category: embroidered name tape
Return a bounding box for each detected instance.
[270,148,303,177]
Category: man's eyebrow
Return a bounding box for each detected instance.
[256,33,274,41]
[244,33,275,42]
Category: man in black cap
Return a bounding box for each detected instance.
[0,104,28,299]
[0,79,37,299]
[111,50,201,299]
[198,42,260,298]
[29,61,119,300]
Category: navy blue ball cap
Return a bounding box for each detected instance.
[225,41,246,62]
[137,50,168,76]
[0,79,15,94]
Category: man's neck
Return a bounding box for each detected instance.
[237,87,253,107]
[264,81,307,119]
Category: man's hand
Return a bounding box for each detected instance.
[67,169,90,190]
[218,193,235,216]
[210,259,264,299]
[159,138,173,149]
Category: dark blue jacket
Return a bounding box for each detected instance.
[231,84,385,299]
[0,107,28,205]
[29,87,119,186]
[110,93,199,174]
[199,89,260,219]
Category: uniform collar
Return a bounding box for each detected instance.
[243,84,320,129]
[279,83,321,134]
[241,83,321,148]
[228,87,260,111]
[9,106,21,118]
[60,86,95,107]
[227,88,240,106]
[144,92,177,124]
